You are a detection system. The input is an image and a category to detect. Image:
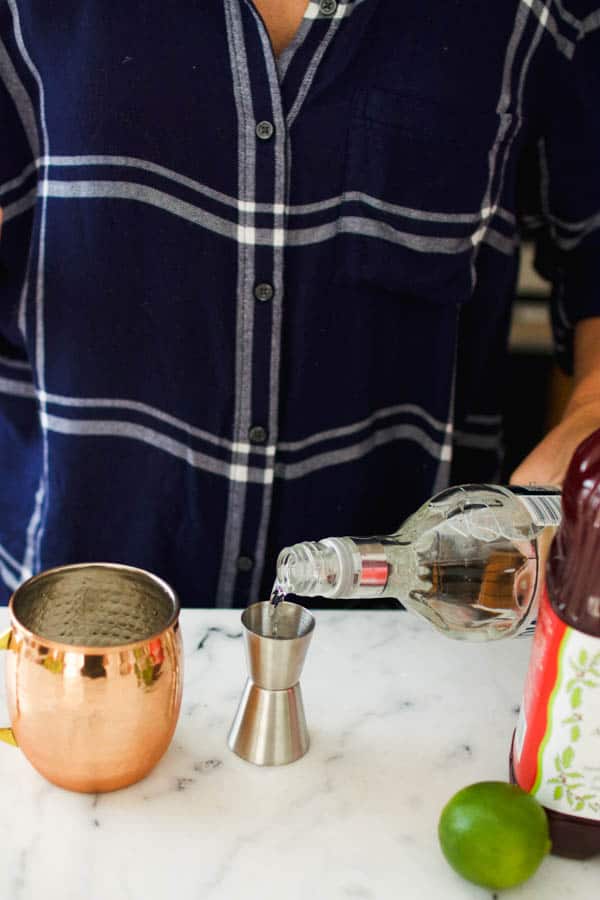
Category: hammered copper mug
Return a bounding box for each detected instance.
[0,562,183,793]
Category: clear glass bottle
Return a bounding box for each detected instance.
[275,484,561,641]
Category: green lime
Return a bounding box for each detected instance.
[438,781,551,890]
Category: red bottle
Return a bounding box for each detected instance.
[510,428,600,859]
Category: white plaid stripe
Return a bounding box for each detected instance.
[0,353,31,371]
[581,8,600,33]
[521,0,577,56]
[0,541,24,578]
[0,560,19,592]
[0,157,519,230]
[2,179,516,257]
[1,158,520,234]
[0,36,40,158]
[0,372,467,480]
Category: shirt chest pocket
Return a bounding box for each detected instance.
[335,88,511,304]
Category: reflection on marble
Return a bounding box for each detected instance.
[0,609,598,900]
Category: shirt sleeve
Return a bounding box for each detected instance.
[0,7,38,212]
[0,7,38,353]
[519,10,600,375]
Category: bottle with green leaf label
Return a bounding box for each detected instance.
[511,428,600,858]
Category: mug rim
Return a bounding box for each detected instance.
[8,562,181,654]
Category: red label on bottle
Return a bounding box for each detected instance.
[513,586,600,820]
[513,588,567,791]
[360,560,389,586]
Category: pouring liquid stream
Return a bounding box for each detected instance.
[268,581,286,637]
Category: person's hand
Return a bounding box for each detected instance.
[511,318,600,487]
[510,395,600,486]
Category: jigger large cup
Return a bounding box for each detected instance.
[0,563,183,793]
[228,600,315,766]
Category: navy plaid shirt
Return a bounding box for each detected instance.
[1,1,599,607]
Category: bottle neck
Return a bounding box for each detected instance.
[276,538,389,599]
[339,538,389,597]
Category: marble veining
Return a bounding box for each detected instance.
[0,609,598,899]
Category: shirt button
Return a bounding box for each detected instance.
[237,556,254,573]
[319,0,337,15]
[256,120,275,141]
[254,282,274,302]
[248,425,268,445]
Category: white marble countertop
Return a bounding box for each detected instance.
[0,608,598,900]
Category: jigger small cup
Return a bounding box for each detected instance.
[228,600,315,766]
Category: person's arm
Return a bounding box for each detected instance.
[510,317,600,485]
[510,11,600,486]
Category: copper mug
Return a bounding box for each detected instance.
[0,562,183,793]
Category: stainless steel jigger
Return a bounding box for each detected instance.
[228,600,315,766]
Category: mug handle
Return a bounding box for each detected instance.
[0,628,17,746]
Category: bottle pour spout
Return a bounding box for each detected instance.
[276,540,349,598]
